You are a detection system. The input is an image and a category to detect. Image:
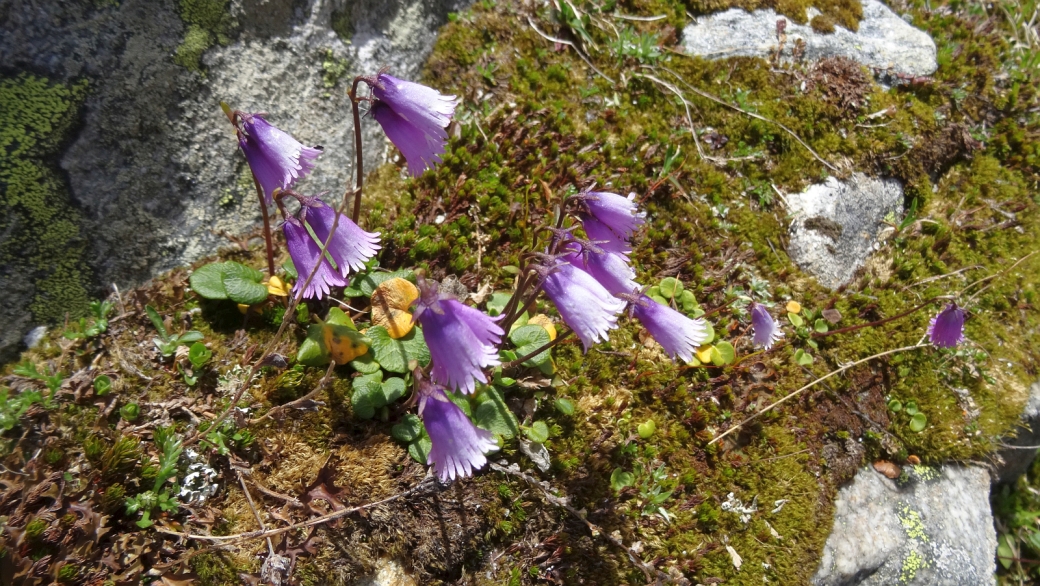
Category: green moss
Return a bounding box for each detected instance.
[0,74,93,325]
[174,0,234,72]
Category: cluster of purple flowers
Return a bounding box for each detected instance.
[227,69,970,485]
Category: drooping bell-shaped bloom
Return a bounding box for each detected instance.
[370,74,458,177]
[750,303,783,350]
[578,191,645,243]
[629,295,709,363]
[563,241,638,296]
[412,279,503,394]
[283,217,347,300]
[539,259,625,352]
[236,113,322,204]
[928,303,966,348]
[301,199,381,277]
[418,382,498,482]
[582,215,632,255]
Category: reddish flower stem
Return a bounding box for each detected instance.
[349,77,365,224]
[252,175,276,276]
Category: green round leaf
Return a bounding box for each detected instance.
[391,413,423,443]
[814,318,829,333]
[554,397,575,415]
[368,326,431,373]
[189,263,229,300]
[659,277,683,299]
[909,412,928,432]
[905,401,919,416]
[381,377,407,404]
[610,468,635,492]
[637,419,656,439]
[794,348,814,366]
[701,320,715,344]
[223,273,269,305]
[349,352,381,374]
[297,325,331,367]
[486,292,512,317]
[510,324,551,367]
[887,399,903,412]
[525,421,550,444]
[714,341,736,365]
[408,434,432,464]
[474,388,519,439]
[788,313,804,327]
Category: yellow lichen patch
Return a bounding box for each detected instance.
[370,277,419,339]
[266,275,289,297]
[323,324,369,364]
[785,300,802,314]
[528,314,557,340]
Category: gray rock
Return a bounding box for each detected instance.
[784,173,903,289]
[0,0,467,359]
[813,465,996,586]
[681,0,937,78]
[993,381,1040,485]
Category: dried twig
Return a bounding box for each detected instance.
[653,65,840,173]
[156,473,436,546]
[527,16,616,84]
[708,343,926,446]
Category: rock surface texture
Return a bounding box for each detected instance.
[0,0,466,359]
[994,381,1040,484]
[813,465,996,586]
[785,173,903,289]
[681,0,937,77]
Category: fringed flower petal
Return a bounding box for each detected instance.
[631,295,709,363]
[419,383,498,482]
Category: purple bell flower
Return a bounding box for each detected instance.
[539,258,625,352]
[750,303,783,350]
[582,215,632,255]
[629,295,709,363]
[301,199,381,277]
[563,242,638,296]
[928,303,966,348]
[283,217,348,300]
[578,191,645,244]
[236,113,322,204]
[412,279,504,394]
[418,382,498,482]
[370,74,458,177]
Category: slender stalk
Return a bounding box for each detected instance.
[811,298,939,339]
[349,77,365,224]
[502,331,574,369]
[501,277,545,332]
[252,176,277,276]
[707,343,925,447]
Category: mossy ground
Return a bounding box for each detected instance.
[2,0,1040,584]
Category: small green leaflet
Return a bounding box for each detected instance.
[189,261,268,305]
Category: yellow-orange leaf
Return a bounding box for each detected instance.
[370,277,420,339]
[323,324,369,364]
[266,276,289,297]
[528,314,557,341]
[785,300,802,314]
